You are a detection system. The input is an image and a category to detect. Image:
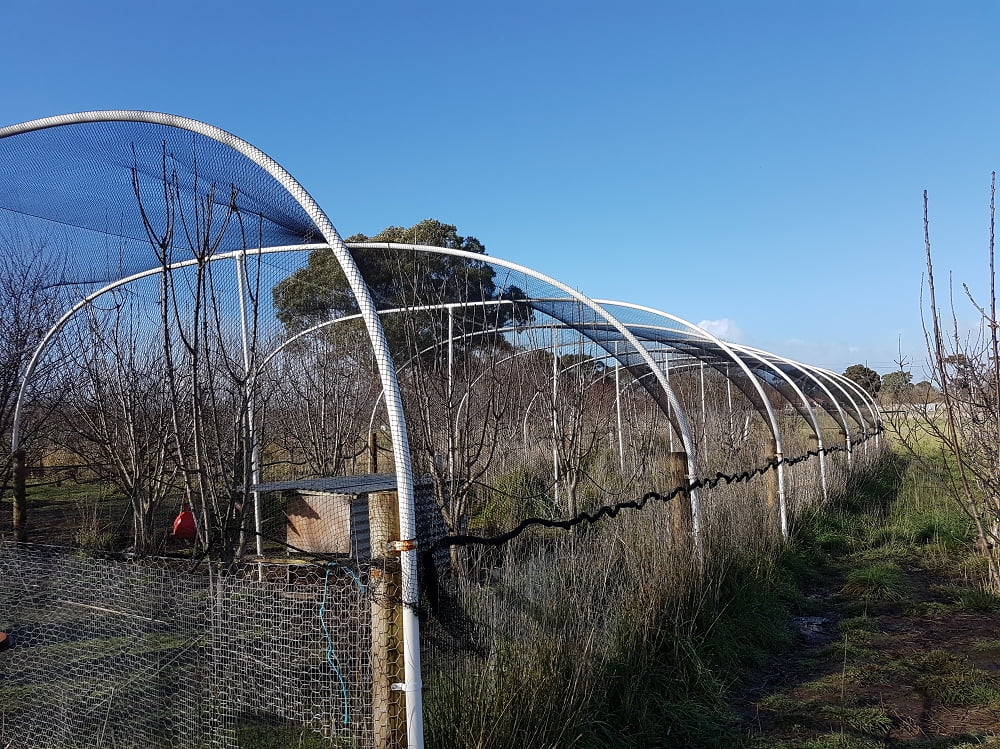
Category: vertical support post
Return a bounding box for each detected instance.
[726,365,734,442]
[841,428,852,469]
[667,451,691,556]
[447,307,455,492]
[12,449,26,542]
[370,490,405,749]
[369,431,379,474]
[234,252,263,558]
[809,433,829,504]
[700,361,707,456]
[776,447,788,539]
[663,352,674,452]
[551,327,559,507]
[614,342,625,472]
[765,435,783,537]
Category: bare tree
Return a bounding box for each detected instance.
[267,323,379,478]
[0,230,68,540]
[131,147,267,558]
[54,293,178,551]
[548,347,619,518]
[405,325,518,547]
[916,175,1000,589]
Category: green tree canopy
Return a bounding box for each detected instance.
[880,370,913,400]
[272,219,530,361]
[843,363,881,396]
[912,380,941,402]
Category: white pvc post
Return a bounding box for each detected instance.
[726,365,734,442]
[551,326,560,507]
[664,352,674,452]
[614,342,625,472]
[234,252,263,559]
[447,307,455,491]
[700,361,707,457]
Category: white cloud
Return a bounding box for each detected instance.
[697,318,744,343]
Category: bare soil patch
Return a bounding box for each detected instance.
[738,561,1000,747]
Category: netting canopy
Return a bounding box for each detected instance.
[0,113,320,282]
[0,111,882,749]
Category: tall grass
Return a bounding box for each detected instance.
[421,439,889,747]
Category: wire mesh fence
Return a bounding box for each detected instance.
[0,544,408,749]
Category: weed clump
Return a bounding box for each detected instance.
[840,562,909,601]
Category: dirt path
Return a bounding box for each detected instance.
[737,555,1000,748]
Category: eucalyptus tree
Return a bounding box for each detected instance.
[273,219,528,358]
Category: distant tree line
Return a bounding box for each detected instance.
[842,363,937,403]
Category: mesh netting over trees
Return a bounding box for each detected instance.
[0,112,882,748]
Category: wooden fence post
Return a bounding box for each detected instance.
[369,489,405,748]
[765,435,780,532]
[667,451,691,554]
[12,449,26,542]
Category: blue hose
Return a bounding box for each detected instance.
[319,564,350,726]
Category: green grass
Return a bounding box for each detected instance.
[840,561,910,601]
[786,734,885,749]
[954,587,1000,613]
[837,615,879,634]
[747,438,1000,747]
[904,650,1000,707]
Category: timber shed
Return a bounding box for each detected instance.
[252,474,446,563]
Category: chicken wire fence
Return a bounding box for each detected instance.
[0,545,405,749]
[0,111,884,748]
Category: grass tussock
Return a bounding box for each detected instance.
[426,437,1000,747]
[905,650,1000,707]
[840,562,910,601]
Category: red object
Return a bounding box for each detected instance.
[0,632,9,651]
[172,503,196,540]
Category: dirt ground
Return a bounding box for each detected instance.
[737,561,1000,748]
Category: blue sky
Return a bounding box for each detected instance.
[4,1,999,377]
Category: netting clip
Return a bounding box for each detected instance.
[389,539,418,553]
